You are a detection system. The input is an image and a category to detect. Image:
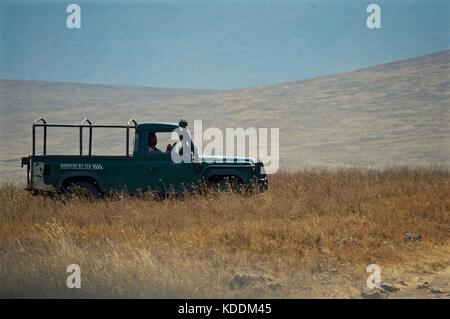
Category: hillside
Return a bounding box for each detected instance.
[1,51,449,181]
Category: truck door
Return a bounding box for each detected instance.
[143,150,201,192]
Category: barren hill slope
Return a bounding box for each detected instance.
[1,51,449,181]
[183,50,449,168]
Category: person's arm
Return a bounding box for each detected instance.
[166,143,177,153]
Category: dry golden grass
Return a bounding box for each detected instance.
[0,167,449,298]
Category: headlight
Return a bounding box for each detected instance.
[256,162,266,176]
[260,165,266,176]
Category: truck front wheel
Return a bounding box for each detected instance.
[208,175,244,193]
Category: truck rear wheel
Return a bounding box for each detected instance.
[63,181,101,200]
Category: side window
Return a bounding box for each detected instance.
[147,132,179,158]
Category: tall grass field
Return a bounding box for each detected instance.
[0,167,449,298]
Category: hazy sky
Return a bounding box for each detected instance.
[1,0,449,89]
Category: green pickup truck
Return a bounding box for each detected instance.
[21,118,268,197]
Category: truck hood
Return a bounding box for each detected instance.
[199,155,256,165]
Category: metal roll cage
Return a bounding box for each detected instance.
[32,117,138,157]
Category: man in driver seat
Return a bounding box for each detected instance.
[148,132,173,154]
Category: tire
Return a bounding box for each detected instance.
[210,176,244,193]
[63,181,101,200]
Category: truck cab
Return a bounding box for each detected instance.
[22,118,268,196]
